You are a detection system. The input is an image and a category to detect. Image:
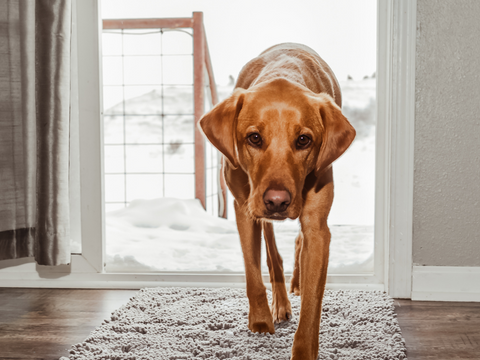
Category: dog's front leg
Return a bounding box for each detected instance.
[291,178,333,360]
[234,200,275,334]
[263,221,292,323]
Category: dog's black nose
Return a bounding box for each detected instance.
[264,189,291,213]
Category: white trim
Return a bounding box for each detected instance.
[363,0,389,286]
[0,279,384,291]
[377,0,416,299]
[0,255,384,290]
[375,0,392,299]
[69,0,83,252]
[76,0,105,272]
[412,266,480,302]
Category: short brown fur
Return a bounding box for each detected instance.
[199,43,355,360]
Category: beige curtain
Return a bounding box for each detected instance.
[0,0,72,265]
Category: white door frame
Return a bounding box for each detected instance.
[376,0,416,299]
[0,0,416,296]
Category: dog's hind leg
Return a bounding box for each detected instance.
[263,221,292,323]
[289,232,303,296]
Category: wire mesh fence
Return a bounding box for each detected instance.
[101,14,225,217]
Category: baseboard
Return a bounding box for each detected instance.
[412,266,480,302]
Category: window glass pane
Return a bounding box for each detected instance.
[125,145,163,173]
[102,31,123,55]
[206,167,213,197]
[164,174,194,199]
[125,115,163,144]
[102,56,123,85]
[163,115,194,143]
[162,30,192,55]
[123,86,163,115]
[104,115,124,145]
[125,174,163,202]
[212,148,218,167]
[105,174,125,203]
[328,79,376,229]
[105,203,125,213]
[103,86,124,114]
[205,141,213,169]
[123,56,162,85]
[163,86,193,115]
[164,143,194,174]
[123,30,161,55]
[104,145,125,173]
[212,193,219,218]
[206,196,213,216]
[162,55,193,85]
[211,167,218,195]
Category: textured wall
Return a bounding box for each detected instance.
[414,0,480,266]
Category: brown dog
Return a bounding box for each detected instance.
[199,43,355,360]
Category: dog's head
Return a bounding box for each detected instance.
[199,78,355,221]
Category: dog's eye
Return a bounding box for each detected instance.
[297,135,311,148]
[247,133,262,147]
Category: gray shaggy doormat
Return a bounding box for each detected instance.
[62,288,407,360]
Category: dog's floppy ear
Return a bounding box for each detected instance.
[315,93,356,175]
[198,88,246,168]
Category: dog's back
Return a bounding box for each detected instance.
[235,43,342,107]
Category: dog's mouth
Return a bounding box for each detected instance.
[262,212,288,221]
[249,192,300,221]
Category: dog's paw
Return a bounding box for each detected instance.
[271,290,292,323]
[289,279,301,296]
[249,320,275,334]
[248,310,275,334]
[271,303,292,324]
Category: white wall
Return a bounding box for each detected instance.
[414,0,480,267]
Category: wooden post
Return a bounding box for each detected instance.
[193,12,206,209]
[203,31,227,218]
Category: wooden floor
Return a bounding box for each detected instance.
[0,289,479,360]
[395,299,480,359]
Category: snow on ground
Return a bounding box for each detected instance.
[105,197,373,274]
[101,78,376,274]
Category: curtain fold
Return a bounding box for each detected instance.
[0,0,73,265]
[35,0,72,265]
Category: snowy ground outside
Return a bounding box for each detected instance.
[105,198,374,274]
[98,78,376,274]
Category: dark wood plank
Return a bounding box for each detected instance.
[0,288,137,359]
[395,299,480,359]
[0,289,479,359]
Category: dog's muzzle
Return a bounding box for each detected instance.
[263,188,291,216]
